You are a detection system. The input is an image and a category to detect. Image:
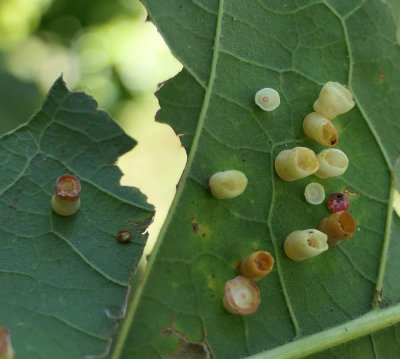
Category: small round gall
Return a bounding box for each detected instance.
[327,193,349,213]
[275,147,319,181]
[238,251,275,281]
[303,112,338,147]
[304,182,325,205]
[223,276,260,315]
[284,229,328,261]
[208,170,248,199]
[116,230,132,244]
[319,211,356,246]
[255,88,280,111]
[315,149,349,179]
[0,327,16,359]
[313,81,355,120]
[51,174,81,216]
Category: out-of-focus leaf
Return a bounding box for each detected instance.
[112,1,400,358]
[39,0,142,40]
[0,71,42,134]
[0,77,154,358]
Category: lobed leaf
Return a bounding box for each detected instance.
[113,1,400,358]
[0,78,154,358]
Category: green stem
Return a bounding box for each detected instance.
[372,170,396,308]
[245,305,400,359]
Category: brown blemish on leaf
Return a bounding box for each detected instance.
[124,217,153,232]
[191,217,207,238]
[377,72,387,84]
[192,222,200,233]
[372,288,383,308]
[160,328,210,359]
[116,230,132,244]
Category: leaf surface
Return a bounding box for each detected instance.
[113,1,400,358]
[0,78,154,358]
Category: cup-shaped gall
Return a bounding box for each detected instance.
[255,88,280,111]
[209,170,248,199]
[313,81,355,120]
[238,251,275,281]
[223,276,260,315]
[319,211,356,246]
[315,149,349,179]
[275,147,319,181]
[304,182,325,205]
[0,327,16,359]
[284,229,328,261]
[51,174,81,216]
[303,112,338,147]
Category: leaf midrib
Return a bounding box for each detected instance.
[324,0,396,313]
[111,0,225,356]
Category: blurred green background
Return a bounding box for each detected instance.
[0,0,187,260]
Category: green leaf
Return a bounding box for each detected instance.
[113,1,400,358]
[0,78,154,358]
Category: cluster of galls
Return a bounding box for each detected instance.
[208,81,357,315]
[223,251,274,315]
[275,82,354,182]
[280,82,357,261]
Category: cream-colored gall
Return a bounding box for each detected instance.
[208,170,248,199]
[223,276,260,315]
[51,174,81,216]
[303,112,338,147]
[315,149,349,179]
[313,81,355,120]
[275,147,319,181]
[284,229,329,261]
[304,182,325,205]
[255,88,280,111]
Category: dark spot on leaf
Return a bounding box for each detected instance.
[378,72,387,84]
[192,222,200,233]
[161,328,210,359]
[191,217,207,238]
[116,230,132,244]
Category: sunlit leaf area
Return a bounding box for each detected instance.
[0,0,186,260]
